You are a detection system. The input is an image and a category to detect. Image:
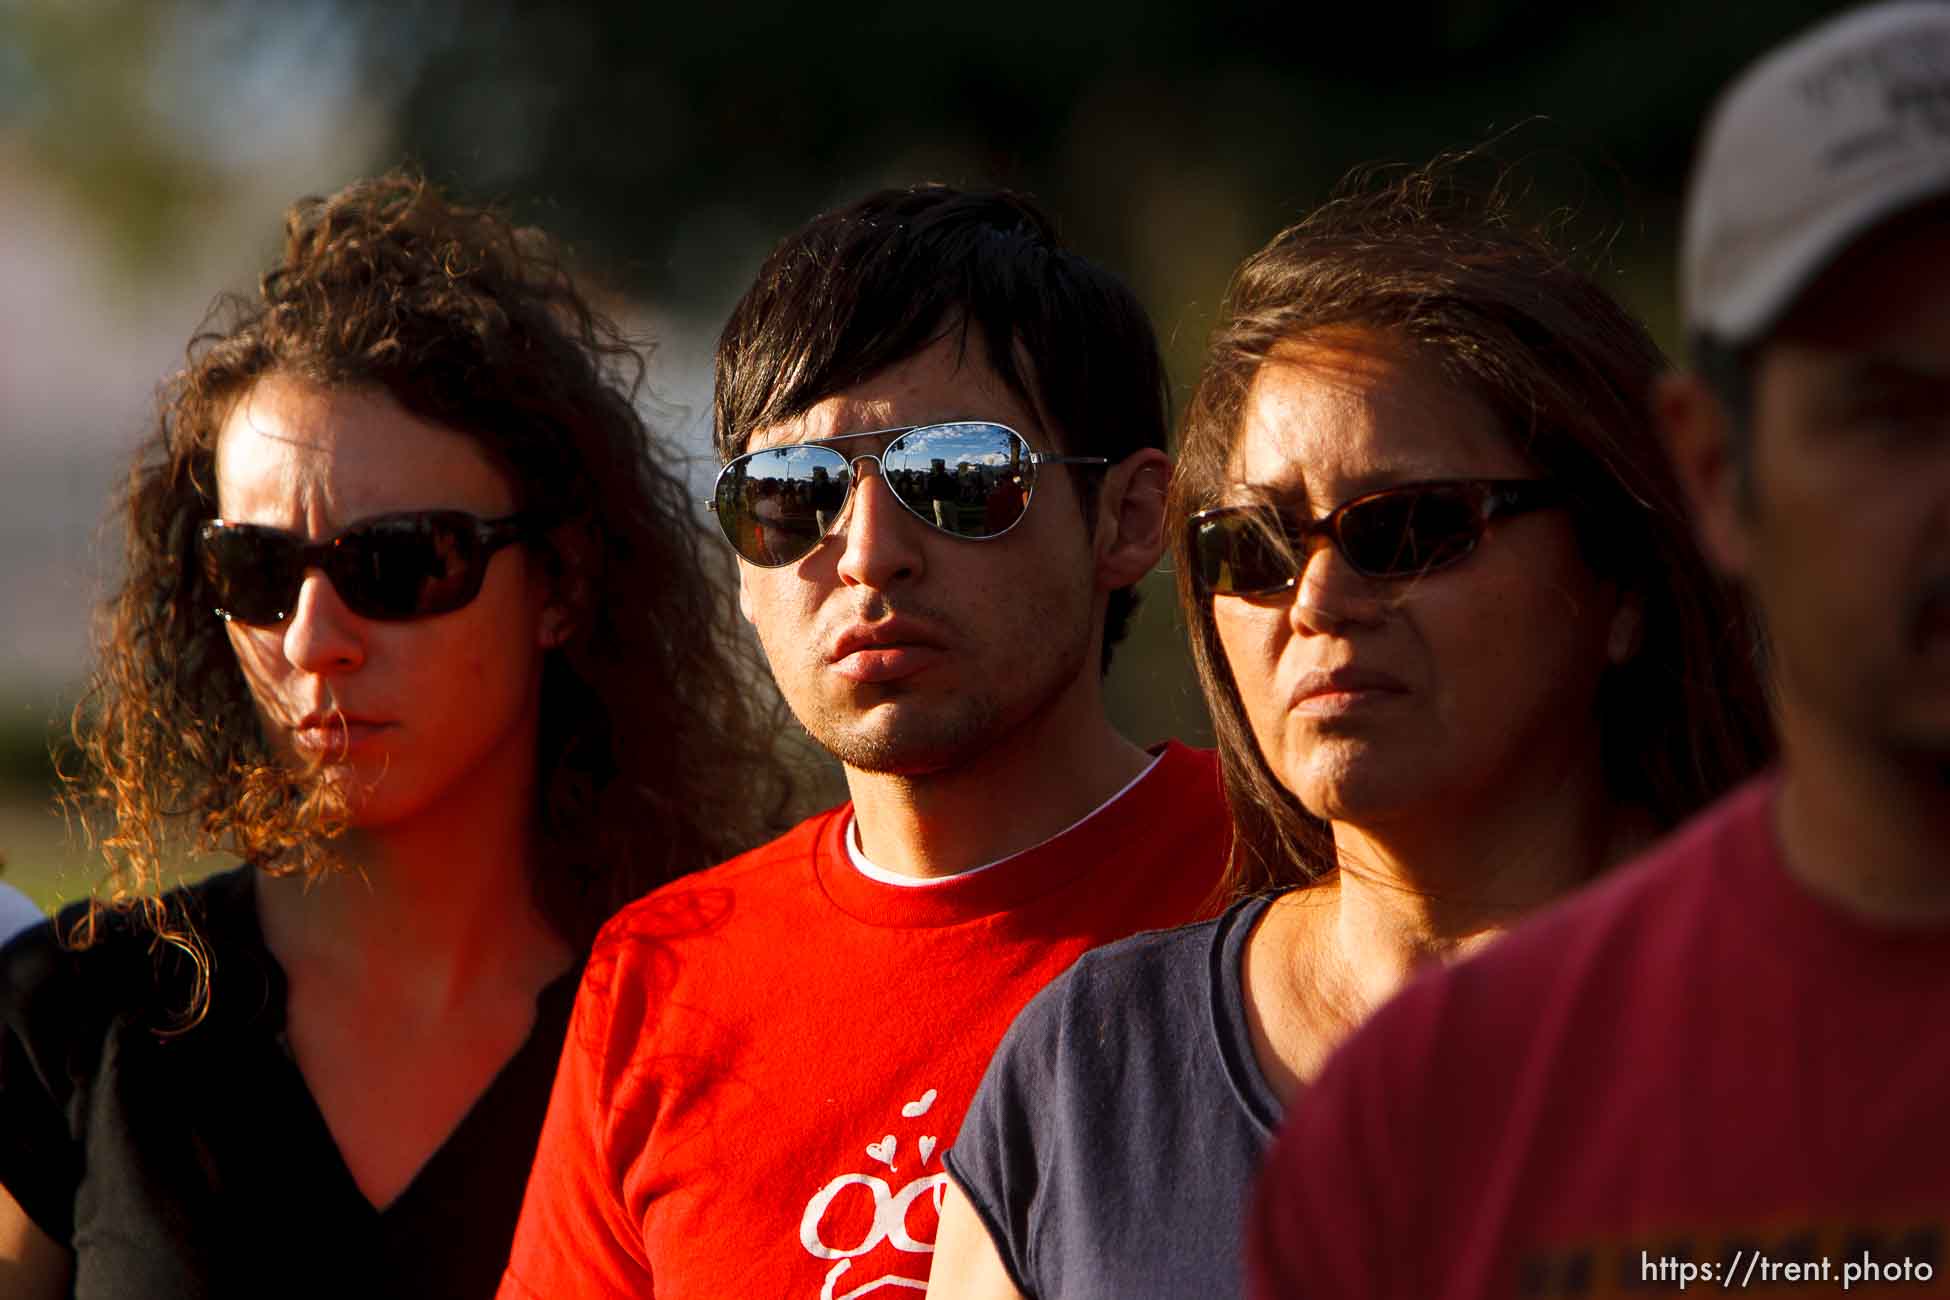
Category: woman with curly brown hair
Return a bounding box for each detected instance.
[0,171,796,1298]
[928,162,1774,1300]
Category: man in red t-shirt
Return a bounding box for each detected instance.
[1250,6,1950,1298]
[499,187,1231,1298]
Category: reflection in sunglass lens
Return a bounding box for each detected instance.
[713,446,853,566]
[347,516,476,619]
[711,423,1042,566]
[1193,485,1499,595]
[1193,512,1293,596]
[1338,487,1478,576]
[198,512,509,625]
[201,527,304,624]
[880,424,1031,539]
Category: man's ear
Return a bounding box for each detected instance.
[1656,371,1750,580]
[1092,449,1172,590]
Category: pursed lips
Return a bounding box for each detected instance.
[826,618,949,685]
[289,711,395,755]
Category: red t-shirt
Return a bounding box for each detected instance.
[1249,775,1950,1299]
[501,741,1229,1299]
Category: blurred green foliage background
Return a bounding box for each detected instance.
[0,0,1849,909]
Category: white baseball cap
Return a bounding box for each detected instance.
[1682,1,1950,345]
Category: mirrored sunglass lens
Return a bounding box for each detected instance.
[1339,488,1478,576]
[201,526,301,624]
[1194,513,1293,594]
[717,447,851,564]
[881,423,1030,538]
[337,515,477,619]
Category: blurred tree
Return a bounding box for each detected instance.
[371,1,1844,338]
[0,0,447,271]
[373,0,1850,745]
[1,0,1854,752]
[3,0,1857,349]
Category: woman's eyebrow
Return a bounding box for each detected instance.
[1222,480,1307,508]
[1225,466,1454,510]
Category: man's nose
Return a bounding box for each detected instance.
[832,460,926,589]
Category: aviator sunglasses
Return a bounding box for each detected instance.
[196,510,544,626]
[708,421,1107,568]
[1190,478,1562,596]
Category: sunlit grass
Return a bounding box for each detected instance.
[0,788,95,914]
[0,788,233,916]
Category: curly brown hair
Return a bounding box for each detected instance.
[63,170,799,1013]
[1171,159,1775,899]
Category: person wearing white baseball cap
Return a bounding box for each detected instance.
[1245,6,1950,1297]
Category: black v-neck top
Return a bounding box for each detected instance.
[0,866,580,1299]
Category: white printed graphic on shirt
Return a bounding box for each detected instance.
[798,1086,950,1298]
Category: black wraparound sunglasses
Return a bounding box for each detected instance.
[1189,478,1563,596]
[196,510,544,626]
[708,421,1107,568]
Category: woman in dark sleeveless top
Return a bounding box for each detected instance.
[0,170,796,1298]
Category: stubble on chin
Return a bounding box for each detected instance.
[786,616,1091,779]
[771,571,1097,778]
[796,686,1006,777]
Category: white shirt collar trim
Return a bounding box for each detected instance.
[844,751,1165,888]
